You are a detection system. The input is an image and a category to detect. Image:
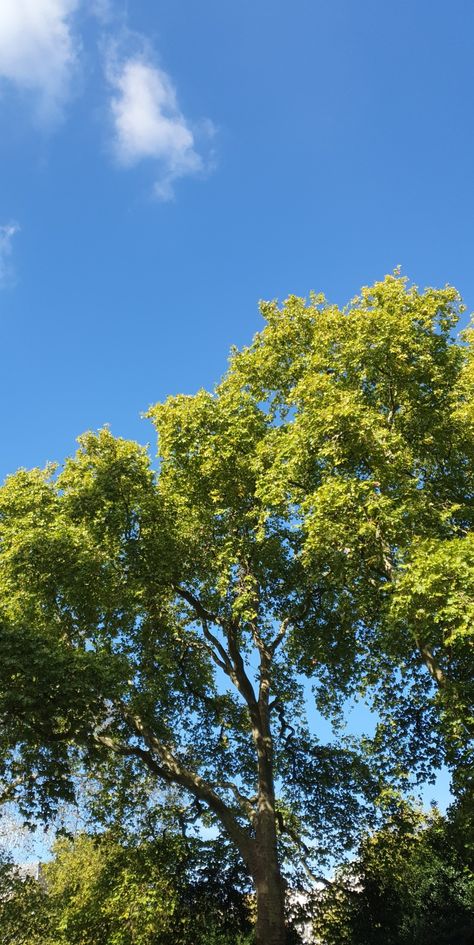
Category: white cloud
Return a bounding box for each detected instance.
[0,0,80,122]
[0,223,20,288]
[107,55,212,200]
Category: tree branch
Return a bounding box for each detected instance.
[174,584,264,763]
[226,620,259,716]
[173,585,233,674]
[216,781,257,822]
[0,774,37,807]
[372,528,450,693]
[175,584,263,726]
[173,585,220,626]
[269,617,291,655]
[416,640,447,689]
[277,815,343,891]
[107,711,256,871]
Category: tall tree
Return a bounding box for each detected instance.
[0,274,472,944]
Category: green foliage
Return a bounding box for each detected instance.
[313,804,474,945]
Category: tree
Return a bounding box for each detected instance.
[313,803,474,945]
[0,273,472,944]
[43,832,253,945]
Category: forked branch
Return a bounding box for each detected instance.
[94,719,255,870]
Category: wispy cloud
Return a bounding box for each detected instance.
[86,0,114,24]
[0,0,81,123]
[107,51,215,200]
[0,223,20,288]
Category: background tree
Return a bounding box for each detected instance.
[0,852,51,945]
[44,832,254,945]
[0,273,472,944]
[0,832,254,945]
[313,802,474,945]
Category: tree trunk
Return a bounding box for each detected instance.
[252,741,287,945]
[247,646,288,945]
[253,826,287,945]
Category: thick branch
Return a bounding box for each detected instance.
[110,712,256,870]
[173,585,220,626]
[0,774,37,807]
[277,816,342,891]
[196,622,230,674]
[416,640,447,689]
[175,585,260,722]
[217,781,257,822]
[174,585,233,674]
[269,617,291,655]
[374,529,450,693]
[226,620,259,715]
[174,583,272,814]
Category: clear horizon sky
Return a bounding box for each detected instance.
[1,1,474,482]
[0,1,469,837]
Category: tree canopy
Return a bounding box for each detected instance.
[0,273,473,943]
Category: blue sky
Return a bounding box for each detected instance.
[1,0,474,481]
